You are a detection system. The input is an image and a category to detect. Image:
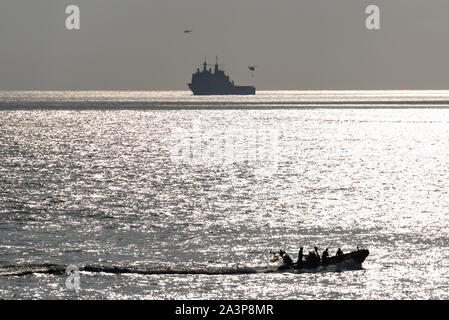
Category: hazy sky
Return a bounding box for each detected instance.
[1,0,449,90]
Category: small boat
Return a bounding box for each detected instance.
[276,249,369,271]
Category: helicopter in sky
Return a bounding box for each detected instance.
[248,65,257,71]
[183,29,193,34]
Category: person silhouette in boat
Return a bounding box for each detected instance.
[296,247,304,269]
[322,248,329,264]
[314,247,321,263]
[305,249,319,266]
[279,249,293,267]
[336,248,343,256]
[321,248,329,264]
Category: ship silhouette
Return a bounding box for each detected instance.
[188,57,256,95]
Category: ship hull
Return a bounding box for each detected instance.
[188,84,255,95]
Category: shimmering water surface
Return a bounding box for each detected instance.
[0,91,448,299]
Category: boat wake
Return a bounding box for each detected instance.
[0,262,363,277]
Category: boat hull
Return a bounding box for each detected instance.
[278,249,369,271]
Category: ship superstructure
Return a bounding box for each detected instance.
[188,57,255,95]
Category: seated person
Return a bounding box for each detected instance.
[322,248,329,263]
[314,247,321,263]
[305,250,318,266]
[279,249,293,266]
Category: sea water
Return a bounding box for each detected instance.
[0,91,448,299]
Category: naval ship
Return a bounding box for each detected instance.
[188,57,256,95]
